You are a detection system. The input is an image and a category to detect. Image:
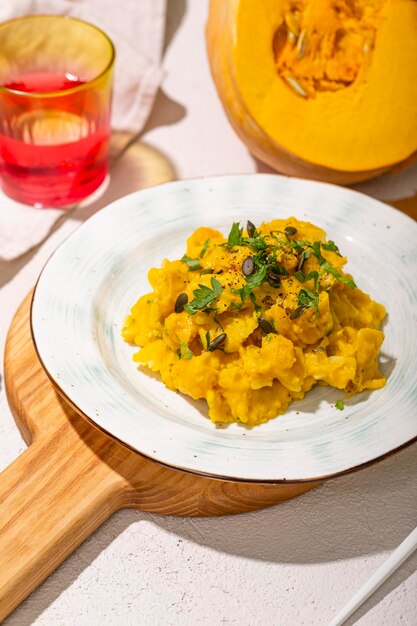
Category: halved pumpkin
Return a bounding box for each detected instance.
[206,0,417,184]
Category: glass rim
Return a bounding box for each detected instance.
[0,14,115,98]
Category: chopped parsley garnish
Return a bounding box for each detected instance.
[309,242,356,289]
[179,340,193,360]
[290,287,319,320]
[249,291,261,313]
[226,222,243,248]
[184,221,355,319]
[298,288,318,310]
[335,399,345,410]
[322,240,341,255]
[232,265,267,303]
[184,277,223,315]
[294,269,319,284]
[181,255,202,271]
[291,270,320,318]
[243,236,267,251]
[200,239,210,258]
[320,261,356,289]
[269,263,288,276]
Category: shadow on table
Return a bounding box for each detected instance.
[163,0,186,55]
[0,137,177,290]
[0,0,188,290]
[0,246,42,291]
[6,442,416,626]
[253,154,417,221]
[156,443,417,563]
[156,443,417,626]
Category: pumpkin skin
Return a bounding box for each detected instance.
[206,0,417,184]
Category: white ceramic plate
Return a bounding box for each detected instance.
[31,175,417,482]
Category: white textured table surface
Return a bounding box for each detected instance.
[1,2,416,625]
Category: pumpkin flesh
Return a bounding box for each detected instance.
[207,0,417,180]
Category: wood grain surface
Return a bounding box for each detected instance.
[390,194,417,222]
[0,293,318,621]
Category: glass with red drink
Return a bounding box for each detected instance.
[0,15,115,208]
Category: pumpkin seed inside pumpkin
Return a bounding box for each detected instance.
[285,12,300,38]
[296,30,307,59]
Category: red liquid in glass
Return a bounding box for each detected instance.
[4,71,86,92]
[0,72,110,207]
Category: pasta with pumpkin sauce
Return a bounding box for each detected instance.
[122,218,386,425]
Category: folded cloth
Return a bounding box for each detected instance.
[0,0,166,261]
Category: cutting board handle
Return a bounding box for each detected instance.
[1,291,319,621]
[0,431,123,621]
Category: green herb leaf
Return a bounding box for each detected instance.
[181,255,202,271]
[249,291,261,313]
[179,341,193,360]
[335,399,344,411]
[184,277,223,315]
[232,265,267,303]
[245,264,268,290]
[242,236,267,251]
[270,233,306,254]
[320,261,356,289]
[292,280,320,320]
[322,240,341,255]
[310,242,356,290]
[200,239,210,258]
[226,222,243,248]
[311,241,324,262]
[298,288,317,308]
[294,269,319,284]
[268,263,288,275]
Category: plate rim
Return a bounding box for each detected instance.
[30,325,417,484]
[30,173,417,483]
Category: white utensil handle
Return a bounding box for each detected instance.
[328,525,417,626]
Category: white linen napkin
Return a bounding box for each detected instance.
[0,0,166,261]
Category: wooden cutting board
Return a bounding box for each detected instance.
[0,293,318,621]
